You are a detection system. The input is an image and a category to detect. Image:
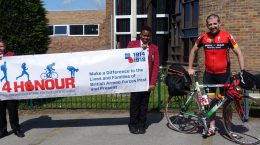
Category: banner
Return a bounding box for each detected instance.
[0,48,149,100]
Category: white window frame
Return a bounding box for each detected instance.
[114,15,132,35]
[136,14,169,34]
[53,25,68,36]
[113,0,170,49]
[49,24,100,37]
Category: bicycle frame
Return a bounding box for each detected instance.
[185,74,245,124]
[195,83,230,117]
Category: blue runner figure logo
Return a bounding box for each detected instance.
[0,61,9,82]
[40,62,58,80]
[67,66,79,78]
[16,62,30,81]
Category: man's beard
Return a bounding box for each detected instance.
[209,29,220,37]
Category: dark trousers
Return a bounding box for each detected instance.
[0,100,20,132]
[129,91,150,128]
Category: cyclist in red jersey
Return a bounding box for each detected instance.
[188,14,244,137]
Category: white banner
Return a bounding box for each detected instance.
[0,48,149,100]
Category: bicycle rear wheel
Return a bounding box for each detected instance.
[164,92,201,133]
[40,73,47,80]
[52,72,58,79]
[223,96,260,145]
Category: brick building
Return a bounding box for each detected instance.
[47,0,260,71]
[47,10,109,53]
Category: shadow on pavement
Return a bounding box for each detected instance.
[20,111,164,132]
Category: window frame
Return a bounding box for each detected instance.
[69,24,84,36]
[49,24,100,37]
[136,14,169,34]
[53,25,68,36]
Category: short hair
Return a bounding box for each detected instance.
[206,14,220,24]
[141,25,152,33]
[0,37,4,43]
[0,37,5,46]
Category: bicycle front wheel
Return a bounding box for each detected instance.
[223,96,260,145]
[164,92,201,133]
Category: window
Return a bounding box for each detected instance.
[184,4,190,28]
[48,26,53,35]
[157,0,169,14]
[192,1,199,27]
[84,25,99,35]
[70,25,83,35]
[137,15,169,33]
[116,35,131,49]
[137,0,146,14]
[183,0,199,29]
[49,24,99,36]
[169,0,199,64]
[182,0,198,37]
[116,0,131,15]
[157,17,168,31]
[114,0,169,65]
[54,25,67,35]
[116,19,130,32]
[156,34,168,65]
[137,18,147,32]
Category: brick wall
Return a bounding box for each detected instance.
[198,0,260,72]
[105,0,113,49]
[46,10,109,53]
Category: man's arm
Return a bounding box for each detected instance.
[232,46,245,71]
[188,45,199,75]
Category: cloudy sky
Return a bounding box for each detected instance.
[42,0,106,11]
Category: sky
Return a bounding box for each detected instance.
[42,0,106,11]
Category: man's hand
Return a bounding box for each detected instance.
[149,85,156,91]
[240,69,245,84]
[188,68,195,76]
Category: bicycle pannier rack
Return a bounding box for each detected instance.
[166,64,191,96]
[239,70,260,90]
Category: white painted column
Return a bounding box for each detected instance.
[131,0,137,41]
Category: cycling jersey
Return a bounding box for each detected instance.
[195,30,238,74]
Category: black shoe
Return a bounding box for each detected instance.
[14,130,25,138]
[128,125,139,134]
[139,127,146,134]
[0,131,8,139]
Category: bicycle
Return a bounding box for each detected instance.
[40,69,58,80]
[164,71,260,145]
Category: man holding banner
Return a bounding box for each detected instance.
[0,38,25,138]
[127,26,160,134]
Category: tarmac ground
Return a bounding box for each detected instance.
[0,109,259,145]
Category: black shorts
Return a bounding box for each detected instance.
[203,71,231,93]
